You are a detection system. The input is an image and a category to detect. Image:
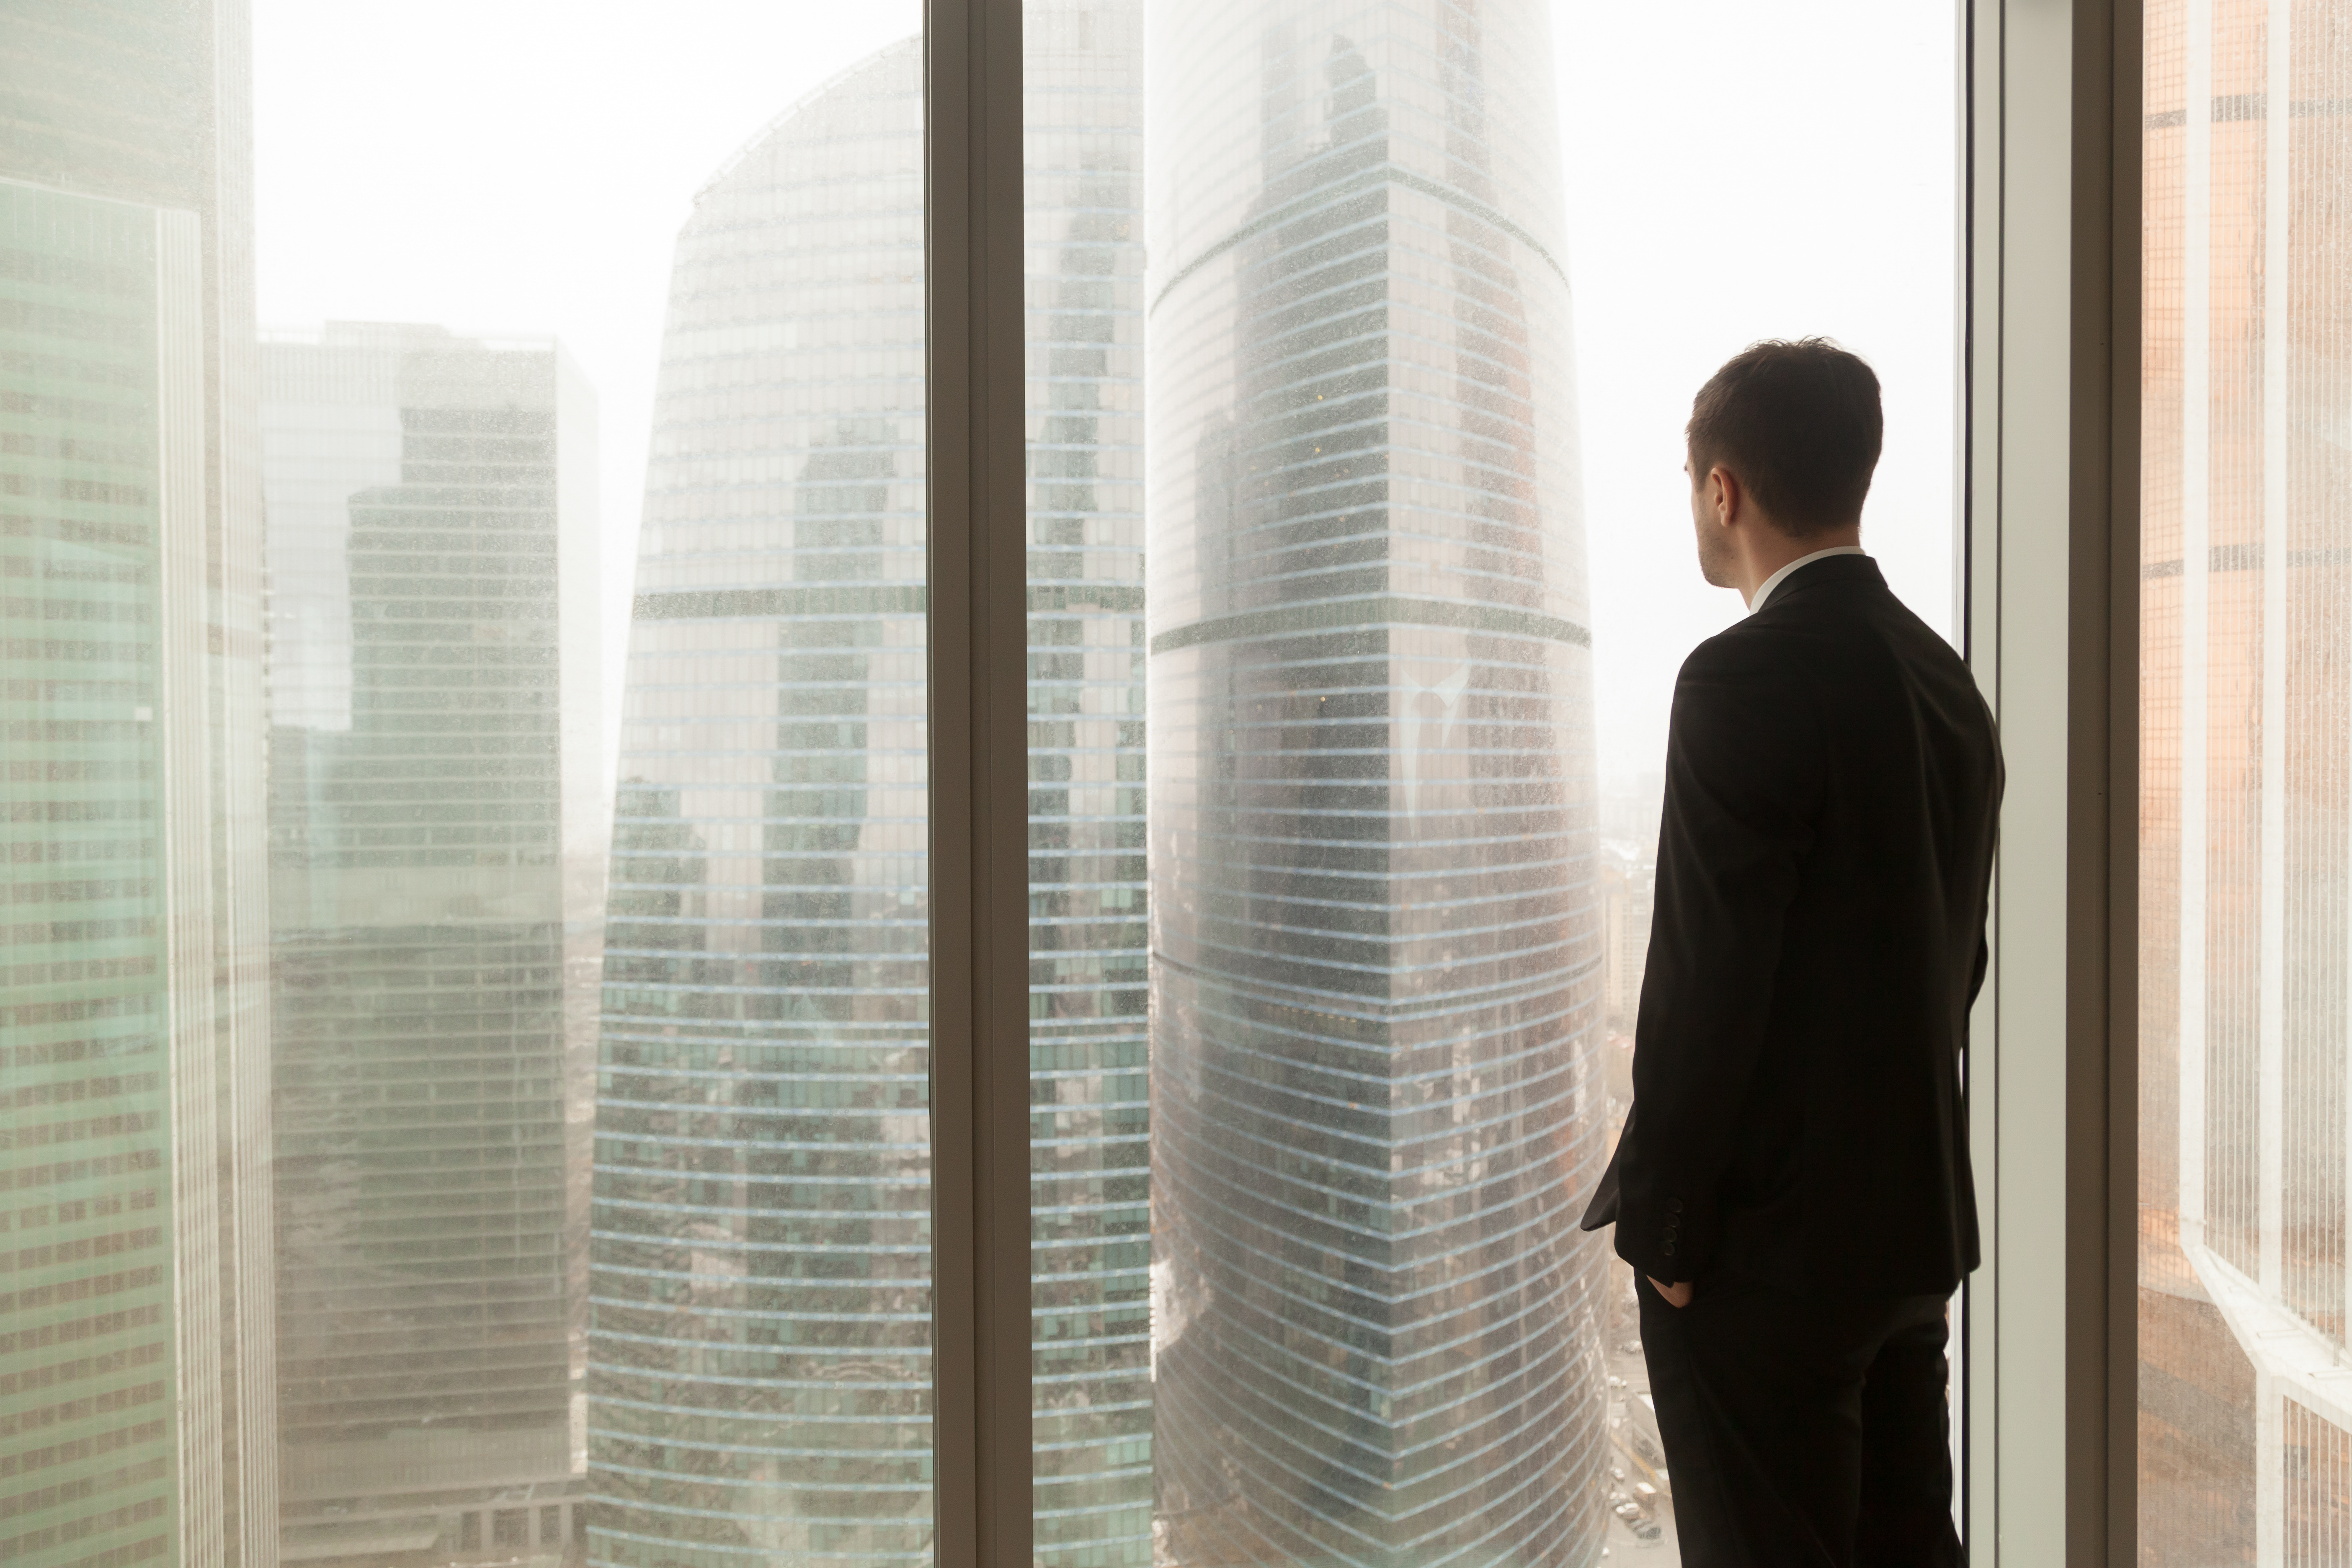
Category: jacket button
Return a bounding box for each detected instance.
[1661,1241,1676,1256]
[1668,1198,1685,1213]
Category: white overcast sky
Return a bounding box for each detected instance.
[250,0,1958,793]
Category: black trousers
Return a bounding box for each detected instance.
[1637,1273,1961,1568]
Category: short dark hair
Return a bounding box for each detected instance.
[1686,338,1883,535]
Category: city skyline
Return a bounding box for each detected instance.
[0,8,1982,1568]
[246,0,1964,801]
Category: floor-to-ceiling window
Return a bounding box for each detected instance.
[0,4,1964,1565]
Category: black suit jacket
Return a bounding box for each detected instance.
[1580,553,2001,1296]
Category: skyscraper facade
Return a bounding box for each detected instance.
[260,324,601,1560]
[2135,0,2352,1552]
[1144,0,1609,1560]
[0,5,278,1565]
[589,8,1151,1562]
[587,44,934,1566]
[1021,4,1151,1563]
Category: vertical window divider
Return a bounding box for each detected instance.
[927,0,1037,1564]
[2071,0,2143,1557]
[1967,0,2141,1562]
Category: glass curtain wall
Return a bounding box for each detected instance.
[262,325,601,1558]
[587,41,934,1568]
[1099,0,1613,1561]
[2138,0,2352,1558]
[1020,5,1156,1564]
[0,6,277,1566]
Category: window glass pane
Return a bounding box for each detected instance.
[2,5,1963,1568]
[2136,0,2352,1555]
[1029,3,1960,1564]
[260,8,926,1568]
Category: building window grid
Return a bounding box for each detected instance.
[2141,0,2352,1553]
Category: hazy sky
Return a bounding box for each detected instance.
[1552,3,1959,785]
[250,0,1957,794]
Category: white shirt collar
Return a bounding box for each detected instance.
[1747,544,1868,615]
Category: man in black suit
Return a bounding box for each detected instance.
[1581,339,2001,1567]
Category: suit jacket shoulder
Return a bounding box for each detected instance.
[1581,557,2002,1297]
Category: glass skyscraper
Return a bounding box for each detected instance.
[2137,0,2352,1547]
[589,8,1151,1563]
[0,5,278,1566]
[587,39,936,1568]
[1144,0,1609,1561]
[260,324,601,1560]
[1021,6,1151,1566]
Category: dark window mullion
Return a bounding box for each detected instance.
[926,0,1038,1564]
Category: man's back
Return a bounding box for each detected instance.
[1601,337,1992,1568]
[1586,552,2002,1296]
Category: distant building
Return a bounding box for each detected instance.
[1597,770,1663,861]
[1599,843,1654,1040]
[1144,0,1611,1559]
[0,5,278,1565]
[260,324,601,1561]
[588,8,1149,1564]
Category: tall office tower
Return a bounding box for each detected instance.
[588,44,932,1565]
[2135,1,2352,1553]
[260,324,601,1562]
[1145,0,1609,1561]
[1022,4,1151,1563]
[0,5,279,1567]
[589,9,1149,1563]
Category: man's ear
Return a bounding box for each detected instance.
[1709,466,1739,526]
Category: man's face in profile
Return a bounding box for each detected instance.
[1688,455,1736,590]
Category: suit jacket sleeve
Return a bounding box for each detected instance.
[1610,634,1823,1283]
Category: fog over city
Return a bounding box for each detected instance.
[226,3,1963,1559]
[251,0,1958,805]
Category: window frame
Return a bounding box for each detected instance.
[925,0,1034,1563]
[921,1,2149,1562]
[1962,0,2141,1563]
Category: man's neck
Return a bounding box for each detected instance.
[1736,526,1863,606]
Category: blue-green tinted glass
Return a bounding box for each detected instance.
[0,177,181,1568]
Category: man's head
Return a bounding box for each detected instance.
[1684,338,1883,594]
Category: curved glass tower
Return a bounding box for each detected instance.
[1144,0,1610,1562]
[589,15,1150,1564]
[587,42,934,1568]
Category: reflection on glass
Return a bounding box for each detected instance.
[262,325,601,1556]
[586,42,935,1568]
[1142,0,1609,1560]
[2138,0,2352,1555]
[0,7,276,1564]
